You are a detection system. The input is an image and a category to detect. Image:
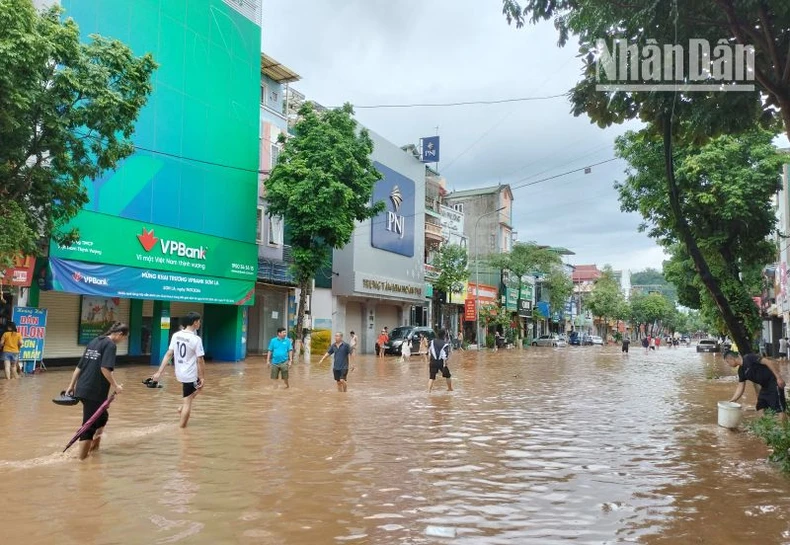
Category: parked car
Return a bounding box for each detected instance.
[383,326,436,355]
[696,338,720,353]
[569,332,582,346]
[589,335,604,346]
[581,334,594,346]
[532,334,567,348]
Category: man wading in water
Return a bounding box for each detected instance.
[428,329,453,393]
[152,312,206,428]
[319,332,354,392]
[725,350,787,420]
[64,322,127,460]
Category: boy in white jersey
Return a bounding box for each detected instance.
[151,312,205,428]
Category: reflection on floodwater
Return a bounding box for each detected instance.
[0,346,788,544]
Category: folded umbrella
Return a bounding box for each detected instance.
[63,393,116,453]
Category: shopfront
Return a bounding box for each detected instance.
[28,0,262,364]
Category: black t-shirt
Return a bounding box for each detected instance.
[429,340,450,366]
[75,336,117,401]
[327,341,352,370]
[738,353,776,387]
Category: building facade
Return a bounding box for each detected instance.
[247,54,301,354]
[28,0,262,364]
[311,130,427,353]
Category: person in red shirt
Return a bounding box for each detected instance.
[376,329,388,359]
[655,336,661,350]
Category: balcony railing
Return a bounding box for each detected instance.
[425,220,443,241]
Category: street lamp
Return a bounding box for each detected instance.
[474,206,506,350]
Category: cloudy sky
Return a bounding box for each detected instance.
[260,0,784,273]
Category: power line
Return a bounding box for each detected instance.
[349,93,567,109]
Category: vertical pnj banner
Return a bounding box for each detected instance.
[11,307,48,362]
[420,136,440,163]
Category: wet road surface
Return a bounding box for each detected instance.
[1,345,788,544]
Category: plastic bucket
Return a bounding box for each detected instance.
[717,401,742,429]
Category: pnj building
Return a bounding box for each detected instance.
[312,130,427,353]
[29,0,262,364]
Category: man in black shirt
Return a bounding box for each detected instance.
[319,332,354,392]
[725,350,787,419]
[65,323,127,459]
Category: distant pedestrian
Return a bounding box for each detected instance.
[642,336,649,354]
[266,327,293,389]
[780,337,789,361]
[420,334,429,364]
[152,312,206,428]
[399,334,412,363]
[428,329,453,393]
[725,350,787,420]
[457,330,465,351]
[349,331,358,363]
[64,322,127,460]
[1,322,22,380]
[649,337,656,351]
[376,329,388,359]
[621,336,630,355]
[319,332,354,392]
[655,336,661,350]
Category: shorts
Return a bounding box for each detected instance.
[1,352,19,363]
[271,363,289,380]
[756,384,788,413]
[333,368,348,381]
[79,398,109,441]
[429,361,451,380]
[622,346,629,353]
[182,380,200,398]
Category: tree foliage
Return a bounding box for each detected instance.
[433,243,469,295]
[0,0,156,253]
[586,265,628,336]
[545,266,574,318]
[629,291,674,327]
[266,102,385,338]
[618,128,782,341]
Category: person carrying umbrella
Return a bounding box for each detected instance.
[64,322,128,460]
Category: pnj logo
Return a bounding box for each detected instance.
[137,228,208,260]
[387,186,405,239]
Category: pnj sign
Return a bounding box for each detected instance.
[595,38,755,92]
[371,162,415,257]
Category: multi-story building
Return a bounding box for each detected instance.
[309,130,428,353]
[247,54,301,355]
[444,184,514,342]
[26,0,262,365]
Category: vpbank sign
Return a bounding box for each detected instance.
[137,228,207,260]
[50,211,257,280]
[371,162,415,257]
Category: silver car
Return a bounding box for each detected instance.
[532,334,567,347]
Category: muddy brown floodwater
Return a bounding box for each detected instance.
[1,346,789,544]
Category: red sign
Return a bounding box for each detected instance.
[467,282,498,303]
[1,255,36,287]
[464,299,477,321]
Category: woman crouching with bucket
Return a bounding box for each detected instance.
[725,350,787,421]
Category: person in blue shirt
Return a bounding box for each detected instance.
[267,327,293,389]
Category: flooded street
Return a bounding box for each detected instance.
[1,345,789,544]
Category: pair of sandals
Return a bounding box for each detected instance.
[52,391,79,406]
[142,378,163,389]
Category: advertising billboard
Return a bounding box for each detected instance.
[370,162,416,258]
[59,0,261,249]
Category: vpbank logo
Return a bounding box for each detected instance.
[71,270,108,286]
[137,228,207,260]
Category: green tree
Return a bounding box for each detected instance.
[266,102,385,340]
[1,0,156,254]
[489,242,569,337]
[630,267,677,302]
[432,243,470,329]
[629,291,674,334]
[500,0,790,353]
[585,265,628,340]
[618,129,782,346]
